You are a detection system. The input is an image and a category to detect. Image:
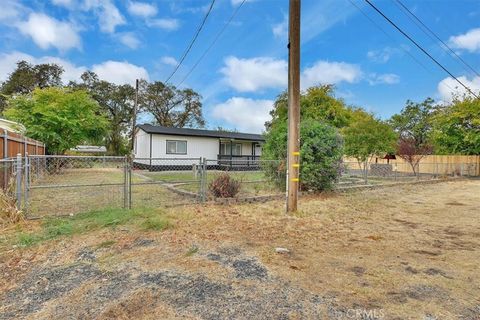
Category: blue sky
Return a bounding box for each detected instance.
[0,0,479,133]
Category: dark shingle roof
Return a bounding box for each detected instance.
[137,124,265,141]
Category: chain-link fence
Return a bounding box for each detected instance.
[27,155,128,216]
[7,155,478,217]
[338,161,478,188]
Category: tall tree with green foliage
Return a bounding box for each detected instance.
[0,60,64,112]
[5,87,108,154]
[266,85,353,130]
[431,97,480,155]
[139,80,205,128]
[262,119,344,191]
[70,71,135,155]
[389,98,434,147]
[343,110,397,175]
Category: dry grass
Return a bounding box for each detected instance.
[1,180,479,319]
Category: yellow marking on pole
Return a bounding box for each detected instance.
[291,178,299,182]
[292,151,300,156]
[292,163,300,168]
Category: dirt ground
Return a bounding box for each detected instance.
[1,180,479,319]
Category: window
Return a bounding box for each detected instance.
[166,140,187,154]
[220,142,242,156]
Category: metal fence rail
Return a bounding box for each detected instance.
[8,155,477,217]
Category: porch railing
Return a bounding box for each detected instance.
[217,155,261,168]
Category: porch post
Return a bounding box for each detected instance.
[230,139,233,169]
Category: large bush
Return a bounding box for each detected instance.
[262,119,344,191]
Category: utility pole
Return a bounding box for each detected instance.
[131,79,139,152]
[286,0,301,213]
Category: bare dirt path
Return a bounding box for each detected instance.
[1,180,479,319]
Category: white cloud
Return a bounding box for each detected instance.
[366,47,403,63]
[220,56,394,92]
[17,13,81,51]
[220,56,287,92]
[147,18,179,31]
[212,97,273,133]
[0,52,150,86]
[0,0,25,22]
[0,51,86,83]
[301,61,362,89]
[119,33,141,49]
[438,75,480,102]
[128,1,157,18]
[448,28,480,53]
[92,60,149,85]
[272,14,287,39]
[160,56,178,66]
[367,73,400,85]
[83,0,125,33]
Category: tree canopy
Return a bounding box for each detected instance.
[343,110,397,163]
[139,80,205,128]
[5,87,108,154]
[266,85,353,130]
[0,60,64,112]
[431,97,480,155]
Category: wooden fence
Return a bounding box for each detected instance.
[345,155,480,176]
[1,129,45,158]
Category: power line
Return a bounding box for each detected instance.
[393,0,480,78]
[347,0,431,75]
[164,0,216,85]
[364,0,479,99]
[176,0,247,87]
[348,0,458,95]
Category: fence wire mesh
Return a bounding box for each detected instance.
[130,158,202,208]
[204,159,285,201]
[27,156,128,217]
[11,155,479,217]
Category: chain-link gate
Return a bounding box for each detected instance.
[130,157,203,208]
[26,155,129,217]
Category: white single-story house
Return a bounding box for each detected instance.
[133,124,265,169]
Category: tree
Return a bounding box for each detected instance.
[139,80,205,128]
[266,85,353,130]
[4,87,108,154]
[71,71,135,155]
[431,96,480,155]
[0,60,64,112]
[262,119,344,191]
[397,138,433,175]
[343,110,397,177]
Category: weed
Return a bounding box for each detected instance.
[186,245,199,256]
[141,216,171,231]
[96,240,116,249]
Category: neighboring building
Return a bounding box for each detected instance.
[134,124,264,168]
[0,118,45,158]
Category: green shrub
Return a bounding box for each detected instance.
[208,173,241,198]
[262,119,344,191]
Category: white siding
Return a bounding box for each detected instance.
[150,134,219,159]
[134,128,151,158]
[134,129,262,166]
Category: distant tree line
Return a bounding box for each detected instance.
[1,60,205,155]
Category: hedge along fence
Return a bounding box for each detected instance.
[344,155,480,176]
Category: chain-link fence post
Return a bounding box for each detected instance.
[200,157,207,203]
[123,156,128,209]
[128,156,132,209]
[24,153,30,212]
[15,153,22,210]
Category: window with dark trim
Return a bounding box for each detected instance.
[220,142,242,155]
[166,140,187,154]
